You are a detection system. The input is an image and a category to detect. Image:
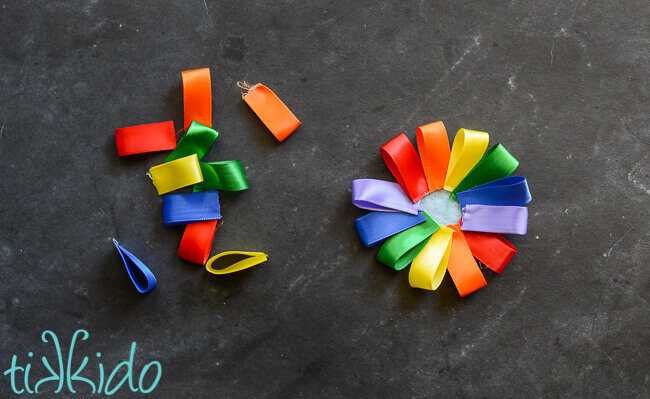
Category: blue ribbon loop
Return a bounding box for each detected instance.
[355,211,426,247]
[456,176,531,210]
[162,190,221,226]
[113,239,157,293]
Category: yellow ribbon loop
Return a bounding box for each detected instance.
[443,129,489,191]
[409,225,453,290]
[205,251,268,275]
[149,153,203,195]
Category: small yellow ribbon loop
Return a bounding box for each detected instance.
[443,129,489,191]
[205,251,268,275]
[409,225,453,290]
[149,154,203,195]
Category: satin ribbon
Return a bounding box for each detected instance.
[182,68,212,131]
[178,220,222,265]
[377,212,440,270]
[162,190,221,226]
[456,176,531,210]
[206,251,268,275]
[165,121,219,163]
[463,231,517,273]
[113,239,157,293]
[355,211,426,247]
[351,179,421,215]
[115,121,176,156]
[380,133,428,202]
[241,83,301,142]
[416,121,450,191]
[444,128,489,191]
[447,225,487,296]
[194,160,249,192]
[451,143,519,199]
[461,205,528,235]
[149,154,203,195]
[409,225,453,290]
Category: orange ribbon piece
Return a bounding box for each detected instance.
[182,68,212,131]
[446,224,487,297]
[416,121,450,192]
[241,83,301,142]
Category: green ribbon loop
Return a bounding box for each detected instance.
[377,212,440,270]
[165,121,219,162]
[451,143,519,200]
[194,161,249,192]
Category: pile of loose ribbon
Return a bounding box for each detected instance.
[113,68,301,293]
[352,121,531,296]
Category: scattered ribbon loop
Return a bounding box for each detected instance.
[351,179,421,215]
[113,239,157,293]
[355,211,426,247]
[416,121,450,192]
[463,231,517,273]
[380,133,429,202]
[206,251,268,275]
[446,225,487,297]
[182,68,212,131]
[165,121,219,163]
[409,225,453,290]
[162,190,221,226]
[377,212,440,270]
[195,160,249,192]
[241,83,301,142]
[451,143,519,198]
[115,121,176,156]
[456,176,531,209]
[461,205,528,235]
[149,154,203,195]
[178,220,222,265]
[444,128,489,191]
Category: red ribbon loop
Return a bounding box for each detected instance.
[462,231,517,273]
[114,121,176,156]
[380,133,428,202]
[178,220,221,265]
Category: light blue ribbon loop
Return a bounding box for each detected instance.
[355,211,426,247]
[162,190,221,226]
[113,239,157,293]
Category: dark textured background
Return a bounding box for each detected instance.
[1,0,648,397]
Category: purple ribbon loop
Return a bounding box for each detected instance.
[461,205,528,235]
[351,179,421,215]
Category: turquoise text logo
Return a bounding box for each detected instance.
[3,329,162,395]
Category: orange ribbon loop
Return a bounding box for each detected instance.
[182,68,212,131]
[416,121,450,192]
[447,224,487,297]
[241,83,301,142]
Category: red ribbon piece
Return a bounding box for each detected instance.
[114,121,176,156]
[182,68,212,131]
[463,231,517,273]
[380,133,429,202]
[178,220,221,265]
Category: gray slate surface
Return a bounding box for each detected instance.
[0,0,648,397]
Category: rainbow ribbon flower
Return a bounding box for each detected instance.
[352,121,531,296]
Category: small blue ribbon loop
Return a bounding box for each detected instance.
[162,190,221,226]
[355,211,426,247]
[456,176,531,210]
[113,239,157,293]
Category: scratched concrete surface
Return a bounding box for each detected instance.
[0,0,648,397]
